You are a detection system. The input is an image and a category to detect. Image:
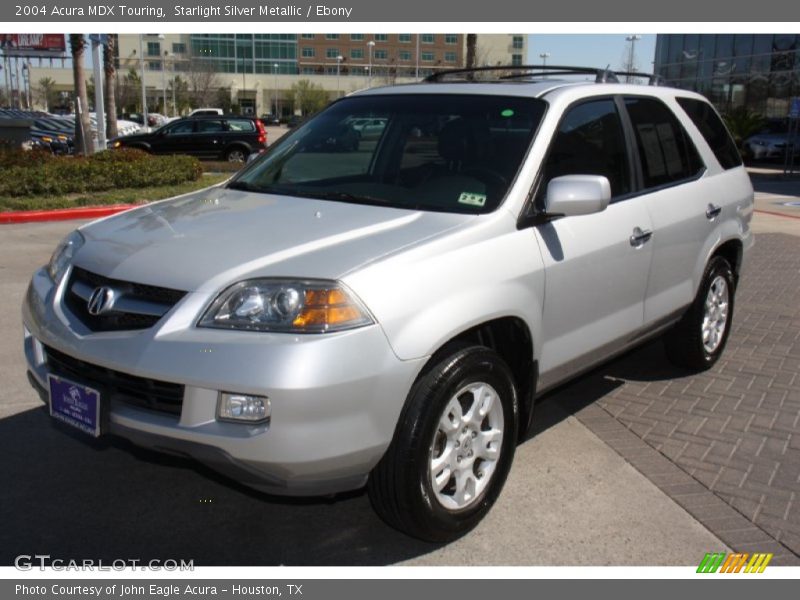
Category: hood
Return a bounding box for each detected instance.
[75,185,472,293]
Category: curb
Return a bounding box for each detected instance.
[0,204,137,225]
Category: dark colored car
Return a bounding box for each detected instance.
[285,115,304,129]
[111,115,267,161]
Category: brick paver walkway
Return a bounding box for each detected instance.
[550,233,800,564]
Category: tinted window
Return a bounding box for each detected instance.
[676,97,742,170]
[165,121,194,135]
[541,98,630,198]
[232,95,546,214]
[625,97,704,189]
[227,119,256,132]
[196,120,225,133]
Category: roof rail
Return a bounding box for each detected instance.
[424,65,663,86]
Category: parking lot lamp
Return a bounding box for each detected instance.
[336,55,343,96]
[273,63,279,118]
[367,40,375,87]
[138,34,148,129]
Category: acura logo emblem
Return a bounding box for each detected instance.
[87,286,116,316]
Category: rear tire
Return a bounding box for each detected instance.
[664,256,736,371]
[225,147,247,163]
[368,345,518,542]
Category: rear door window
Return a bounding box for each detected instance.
[676,97,742,170]
[624,97,705,189]
[195,120,225,133]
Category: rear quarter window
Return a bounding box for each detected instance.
[676,97,743,170]
[624,96,705,190]
[227,119,256,132]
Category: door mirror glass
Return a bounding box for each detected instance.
[545,175,611,217]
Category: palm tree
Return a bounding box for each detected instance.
[69,34,94,154]
[723,106,767,151]
[103,34,118,139]
[36,77,56,111]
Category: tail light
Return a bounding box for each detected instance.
[256,119,267,145]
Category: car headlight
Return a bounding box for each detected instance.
[48,230,85,285]
[198,279,374,333]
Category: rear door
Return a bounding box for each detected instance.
[192,119,227,158]
[621,96,711,326]
[534,97,654,387]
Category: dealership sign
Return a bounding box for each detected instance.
[0,34,67,57]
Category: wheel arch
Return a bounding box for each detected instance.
[222,142,251,160]
[414,317,537,437]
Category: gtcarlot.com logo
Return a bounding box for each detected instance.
[697,552,773,573]
[14,554,194,571]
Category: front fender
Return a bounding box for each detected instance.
[345,221,545,361]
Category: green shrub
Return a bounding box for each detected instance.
[0,150,203,197]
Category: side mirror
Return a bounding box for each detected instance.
[545,175,611,217]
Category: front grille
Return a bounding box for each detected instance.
[44,345,185,416]
[65,267,187,332]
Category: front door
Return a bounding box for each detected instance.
[533,97,654,387]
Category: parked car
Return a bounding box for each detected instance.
[260,113,281,126]
[189,108,224,117]
[109,115,267,161]
[743,118,796,161]
[23,67,753,542]
[285,115,304,128]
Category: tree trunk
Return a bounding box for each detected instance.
[103,34,118,139]
[69,34,95,155]
[466,34,477,69]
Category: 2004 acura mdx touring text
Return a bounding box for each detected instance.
[23,66,753,542]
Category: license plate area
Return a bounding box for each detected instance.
[48,374,102,437]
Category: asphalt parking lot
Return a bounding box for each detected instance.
[0,173,798,566]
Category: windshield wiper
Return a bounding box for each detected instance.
[226,180,275,194]
[298,190,389,205]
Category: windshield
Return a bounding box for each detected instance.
[231,94,546,214]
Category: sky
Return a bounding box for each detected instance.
[528,34,657,75]
[66,34,659,75]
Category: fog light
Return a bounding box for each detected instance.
[217,392,270,424]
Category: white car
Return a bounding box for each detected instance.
[23,66,753,542]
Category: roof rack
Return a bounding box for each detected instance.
[424,65,663,86]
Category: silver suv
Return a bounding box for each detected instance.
[23,67,753,542]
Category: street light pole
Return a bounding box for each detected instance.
[273,62,279,118]
[138,34,148,129]
[539,52,550,79]
[625,35,642,82]
[367,40,375,87]
[336,55,343,97]
[162,51,167,116]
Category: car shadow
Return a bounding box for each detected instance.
[0,405,443,566]
[526,338,691,441]
[2,339,686,566]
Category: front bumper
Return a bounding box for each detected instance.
[23,266,425,496]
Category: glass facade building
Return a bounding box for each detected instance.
[654,34,799,118]
[189,34,297,74]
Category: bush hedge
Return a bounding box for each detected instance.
[0,149,203,197]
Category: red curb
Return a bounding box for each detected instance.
[0,204,138,225]
[754,208,800,221]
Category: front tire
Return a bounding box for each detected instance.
[665,256,736,370]
[368,345,518,542]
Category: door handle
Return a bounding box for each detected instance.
[706,204,722,219]
[630,227,653,247]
